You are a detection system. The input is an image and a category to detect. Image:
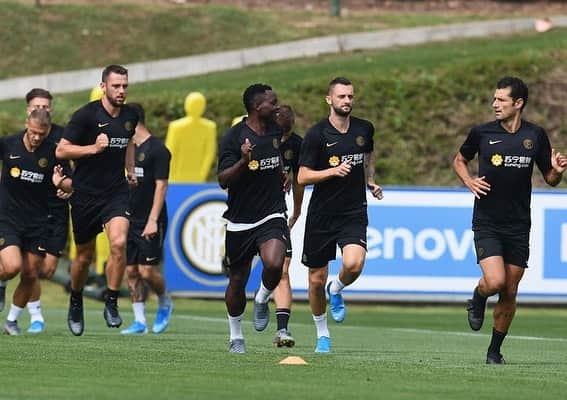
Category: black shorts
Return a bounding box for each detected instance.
[0,220,45,256]
[126,219,167,266]
[302,212,368,268]
[70,189,130,245]
[473,227,530,268]
[224,217,289,268]
[41,213,69,257]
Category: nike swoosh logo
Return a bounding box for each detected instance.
[125,211,131,216]
[326,142,338,147]
[37,246,46,251]
[489,140,502,145]
[145,257,158,262]
[98,123,110,128]
[9,155,21,159]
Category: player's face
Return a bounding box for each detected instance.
[27,97,51,115]
[102,72,128,107]
[492,87,522,121]
[326,84,354,117]
[25,119,50,150]
[276,107,294,136]
[257,90,279,122]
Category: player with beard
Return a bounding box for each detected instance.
[57,64,138,336]
[454,76,567,364]
[298,77,383,353]
[218,84,288,353]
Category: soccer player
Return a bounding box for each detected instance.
[272,104,304,348]
[453,76,567,364]
[0,109,72,335]
[120,103,173,335]
[56,64,138,336]
[218,83,288,353]
[298,77,383,353]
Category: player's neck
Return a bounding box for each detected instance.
[328,114,350,134]
[133,127,151,145]
[499,113,522,134]
[101,96,122,118]
[245,115,269,136]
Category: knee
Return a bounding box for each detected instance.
[139,267,152,281]
[76,251,94,268]
[484,277,506,294]
[109,235,127,254]
[125,266,139,280]
[309,274,326,291]
[343,259,364,275]
[2,262,20,279]
[20,267,38,282]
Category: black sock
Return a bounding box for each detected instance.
[106,289,119,304]
[473,286,487,306]
[71,289,83,302]
[487,328,507,355]
[276,308,290,331]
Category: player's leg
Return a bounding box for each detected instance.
[27,252,59,334]
[121,264,149,334]
[0,245,23,335]
[103,216,129,328]
[273,255,294,347]
[225,259,252,353]
[309,265,331,353]
[67,240,95,336]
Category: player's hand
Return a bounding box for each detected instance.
[51,164,70,190]
[467,176,491,199]
[282,172,291,193]
[551,148,567,174]
[141,220,158,241]
[288,213,300,230]
[240,138,254,162]
[367,182,384,200]
[56,188,73,200]
[94,133,109,153]
[333,161,352,177]
[127,170,138,187]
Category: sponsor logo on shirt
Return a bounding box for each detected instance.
[109,137,129,149]
[491,153,531,168]
[248,157,280,171]
[10,167,44,183]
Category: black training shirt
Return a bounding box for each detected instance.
[218,119,286,223]
[47,123,71,219]
[129,136,171,224]
[0,131,58,229]
[63,100,138,195]
[280,132,303,176]
[299,117,374,216]
[459,119,552,229]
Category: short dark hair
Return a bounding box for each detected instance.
[102,64,128,82]
[496,76,528,111]
[242,83,272,113]
[128,102,145,125]
[27,108,51,128]
[25,88,52,104]
[328,77,352,94]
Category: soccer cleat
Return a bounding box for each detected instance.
[253,293,269,331]
[273,329,295,348]
[68,295,84,336]
[486,352,506,365]
[103,301,123,328]
[27,320,45,334]
[152,300,173,334]
[121,321,148,335]
[0,281,6,312]
[229,338,246,354]
[326,282,345,323]
[466,299,485,331]
[315,336,331,353]
[4,320,21,336]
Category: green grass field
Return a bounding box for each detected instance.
[2,281,567,400]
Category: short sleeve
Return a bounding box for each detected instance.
[365,121,375,153]
[459,127,480,160]
[535,128,553,175]
[218,127,241,172]
[63,107,89,145]
[298,127,322,169]
[153,142,171,180]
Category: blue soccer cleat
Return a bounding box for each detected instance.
[27,320,45,334]
[315,336,331,353]
[326,282,345,323]
[121,321,148,335]
[152,300,173,334]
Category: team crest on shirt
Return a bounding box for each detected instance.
[491,154,503,167]
[329,156,340,167]
[0,238,4,246]
[523,139,534,150]
[10,167,21,178]
[284,149,294,160]
[356,135,366,147]
[138,152,145,162]
[125,121,134,132]
[248,160,259,171]
[38,158,48,168]
[272,138,279,149]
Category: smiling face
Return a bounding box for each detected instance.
[492,87,523,121]
[256,90,279,123]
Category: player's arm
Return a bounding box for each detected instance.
[364,150,383,200]
[56,136,107,160]
[52,164,73,193]
[543,148,567,187]
[453,152,490,199]
[288,172,305,229]
[141,179,168,240]
[218,138,253,189]
[125,138,137,186]
[297,163,351,185]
